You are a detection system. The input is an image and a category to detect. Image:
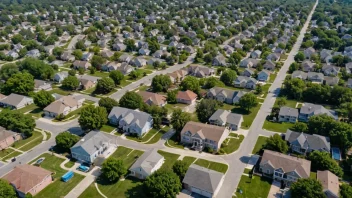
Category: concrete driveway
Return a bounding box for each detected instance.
[268,180,281,198]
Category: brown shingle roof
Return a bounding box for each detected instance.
[317,170,339,197]
[177,90,197,101]
[138,91,166,106]
[44,96,80,115]
[181,121,227,142]
[0,127,18,142]
[3,164,52,194]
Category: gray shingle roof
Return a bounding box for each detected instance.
[285,130,330,152]
[300,103,336,119]
[279,107,298,117]
[129,149,163,175]
[209,109,243,125]
[71,131,110,155]
[108,107,152,128]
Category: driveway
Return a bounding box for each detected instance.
[268,180,281,198]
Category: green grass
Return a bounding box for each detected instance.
[269,73,277,83]
[0,148,15,159]
[181,156,197,167]
[262,120,294,133]
[31,153,85,198]
[90,71,110,78]
[20,136,43,151]
[64,160,76,168]
[157,150,180,170]
[118,80,132,88]
[126,128,159,142]
[280,54,288,60]
[274,98,298,108]
[49,88,72,96]
[232,104,262,129]
[12,131,42,150]
[2,151,21,161]
[45,131,52,140]
[78,183,104,198]
[109,146,144,167]
[221,135,244,154]
[194,159,228,174]
[100,124,115,133]
[310,172,317,180]
[252,136,269,154]
[166,133,184,149]
[16,103,39,114]
[145,127,170,144]
[244,168,252,174]
[236,175,272,198]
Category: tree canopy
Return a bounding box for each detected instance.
[308,151,343,177]
[0,179,16,198]
[119,91,144,110]
[290,178,325,198]
[33,90,55,108]
[238,93,258,112]
[196,99,220,123]
[55,131,80,152]
[144,169,182,198]
[264,134,288,153]
[0,109,35,137]
[78,106,108,131]
[2,72,34,95]
[95,77,115,94]
[98,98,118,113]
[151,74,172,92]
[101,158,127,182]
[171,109,191,134]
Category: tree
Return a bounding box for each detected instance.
[264,134,288,153]
[0,63,19,81]
[55,131,80,152]
[0,179,16,198]
[124,39,136,52]
[171,109,191,133]
[167,90,178,104]
[180,76,200,93]
[72,49,83,60]
[308,151,343,177]
[53,47,64,57]
[0,109,35,137]
[99,98,118,113]
[109,70,124,86]
[289,62,300,73]
[196,99,220,123]
[340,183,352,198]
[220,70,237,86]
[91,55,105,70]
[203,77,224,89]
[62,76,79,90]
[291,178,325,198]
[144,170,182,198]
[2,72,34,95]
[75,40,85,50]
[95,77,115,94]
[294,51,305,62]
[277,97,287,107]
[119,91,143,109]
[101,158,127,182]
[151,75,172,92]
[34,90,55,108]
[78,106,108,131]
[238,93,258,112]
[172,160,188,179]
[255,84,263,94]
[291,122,308,132]
[18,58,54,80]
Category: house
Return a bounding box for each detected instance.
[266,53,280,62]
[188,65,215,78]
[78,75,101,90]
[54,71,68,83]
[317,170,339,198]
[212,54,227,66]
[322,64,340,76]
[0,127,21,150]
[304,47,316,59]
[345,62,352,74]
[185,46,195,54]
[298,103,337,122]
[138,91,166,107]
[60,51,75,61]
[113,43,126,51]
[82,52,94,61]
[301,60,316,72]
[263,60,276,71]
[129,149,164,179]
[278,107,298,123]
[0,94,33,109]
[73,60,91,70]
[138,48,150,56]
[7,50,19,59]
[3,164,52,197]
[241,68,255,77]
[234,76,257,89]
[44,95,85,117]
[250,50,262,59]
[131,57,147,67]
[71,131,111,164]
[208,109,243,131]
[180,121,230,151]
[257,70,270,81]
[108,107,153,136]
[347,78,352,88]
[291,71,308,80]
[102,61,121,71]
[167,70,188,83]
[26,49,40,58]
[177,90,197,104]
[324,76,339,86]
[259,150,311,185]
[101,50,114,58]
[182,164,224,198]
[307,72,324,84]
[239,58,259,68]
[285,130,330,155]
[152,50,167,58]
[34,79,52,91]
[119,54,133,63]
[207,87,247,104]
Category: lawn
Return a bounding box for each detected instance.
[64,160,76,168]
[118,79,132,88]
[274,98,298,108]
[32,153,85,198]
[181,156,197,167]
[235,175,272,198]
[194,159,228,174]
[221,135,244,154]
[165,133,184,149]
[100,124,116,133]
[109,146,144,167]
[232,104,262,129]
[0,148,15,159]
[16,104,39,114]
[45,131,52,140]
[269,73,277,83]
[2,151,21,161]
[78,184,104,198]
[310,172,317,180]
[243,168,252,174]
[90,71,110,78]
[157,150,180,170]
[12,131,43,151]
[20,136,43,151]
[145,126,170,144]
[126,128,159,142]
[49,88,72,96]
[252,136,269,154]
[262,120,294,133]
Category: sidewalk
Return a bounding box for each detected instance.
[64,174,97,198]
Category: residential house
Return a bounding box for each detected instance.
[54,71,68,83]
[250,50,262,59]
[212,54,227,66]
[7,50,19,59]
[345,62,352,74]
[234,76,257,89]
[152,50,167,58]
[301,60,316,72]
[298,103,337,122]
[182,164,224,198]
[147,58,164,66]
[82,52,94,61]
[240,58,259,68]
[324,76,339,86]
[0,127,21,150]
[131,57,147,67]
[101,50,114,59]
[208,109,243,131]
[285,130,330,155]
[257,70,271,82]
[73,60,91,70]
[177,90,197,104]
[0,94,33,109]
[3,164,52,197]
[71,131,111,164]
[101,61,121,71]
[207,87,247,104]
[263,60,276,71]
[119,54,133,63]
[241,68,255,77]
[317,170,339,198]
[304,47,316,59]
[180,121,230,151]
[188,65,215,78]
[138,48,150,56]
[167,70,188,84]
[26,49,40,58]
[113,43,126,51]
[60,51,75,61]
[78,75,101,90]
[307,72,324,84]
[139,91,166,107]
[266,53,280,62]
[259,150,311,185]
[44,95,85,117]
[347,78,352,88]
[129,149,164,179]
[108,107,153,136]
[278,107,298,123]
[291,71,308,80]
[322,64,340,76]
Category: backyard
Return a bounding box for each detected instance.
[194,159,228,174]
[252,136,269,154]
[235,175,272,198]
[262,120,294,133]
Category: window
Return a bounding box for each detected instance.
[267,170,270,174]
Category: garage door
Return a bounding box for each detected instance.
[201,190,212,198]
[191,187,201,195]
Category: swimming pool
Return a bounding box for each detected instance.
[331,147,341,161]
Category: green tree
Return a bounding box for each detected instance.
[18,58,54,80]
[277,97,287,107]
[95,77,115,94]
[91,55,105,70]
[78,106,108,131]
[196,99,220,123]
[172,160,189,179]
[171,109,191,133]
[55,131,80,152]
[72,49,83,60]
[2,72,34,95]
[101,158,127,182]
[180,76,199,93]
[98,98,118,113]
[144,170,182,198]
[109,70,124,86]
[340,183,352,198]
[62,76,80,90]
[0,63,19,81]
[33,90,55,108]
[53,47,64,57]
[264,134,288,153]
[308,151,343,177]
[220,70,237,86]
[0,110,35,137]
[75,40,85,50]
[238,93,258,112]
[203,77,224,89]
[291,178,325,198]
[124,39,136,52]
[294,51,305,62]
[291,122,308,132]
[151,75,172,92]
[167,90,178,104]
[0,179,16,198]
[119,91,143,109]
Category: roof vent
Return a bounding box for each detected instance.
[81,138,85,142]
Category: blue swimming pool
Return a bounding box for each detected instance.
[331,147,341,161]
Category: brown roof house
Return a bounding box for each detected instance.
[3,164,52,197]
[139,91,167,107]
[259,150,311,186]
[180,121,230,151]
[73,60,91,70]
[167,70,188,84]
[177,90,197,104]
[78,75,101,90]
[0,93,33,110]
[0,127,21,150]
[317,170,339,198]
[44,95,85,117]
